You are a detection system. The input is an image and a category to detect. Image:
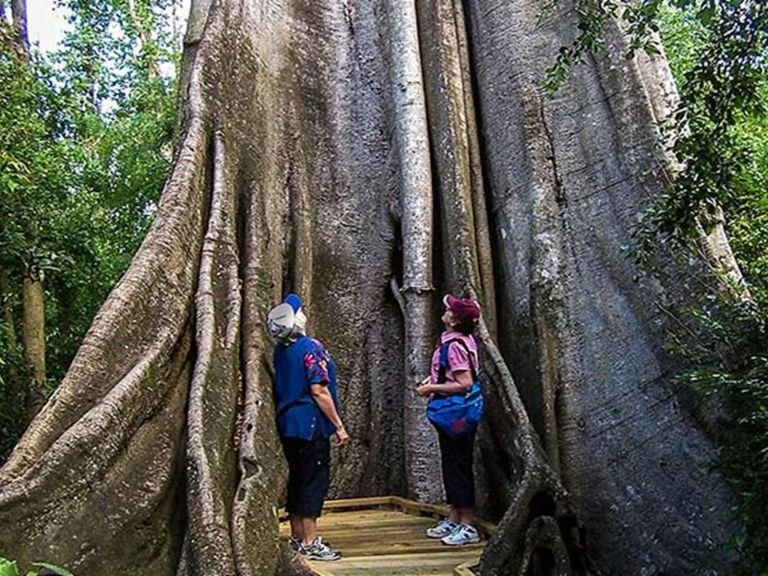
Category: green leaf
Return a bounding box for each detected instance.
[30,564,73,576]
[0,558,19,576]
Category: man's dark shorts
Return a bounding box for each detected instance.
[281,435,331,518]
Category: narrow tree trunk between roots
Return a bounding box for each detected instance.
[10,0,28,56]
[127,0,161,79]
[0,1,742,575]
[387,0,442,503]
[21,274,46,419]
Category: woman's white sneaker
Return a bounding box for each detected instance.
[426,519,458,539]
[441,523,480,546]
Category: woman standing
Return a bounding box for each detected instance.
[417,294,482,546]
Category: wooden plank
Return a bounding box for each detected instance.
[318,518,431,532]
[281,511,429,533]
[288,523,432,538]
[332,550,481,565]
[453,558,480,576]
[310,551,479,576]
[322,497,396,511]
[279,498,395,521]
[327,539,484,557]
[317,528,435,543]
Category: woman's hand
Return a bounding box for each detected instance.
[416,383,434,397]
[335,424,350,447]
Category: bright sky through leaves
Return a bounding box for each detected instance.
[27,0,190,54]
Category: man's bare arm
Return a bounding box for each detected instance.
[310,383,349,446]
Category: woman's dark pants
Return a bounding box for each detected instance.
[281,435,331,518]
[438,428,476,508]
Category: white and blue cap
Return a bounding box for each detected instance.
[266,294,305,342]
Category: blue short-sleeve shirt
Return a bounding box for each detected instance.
[273,335,341,440]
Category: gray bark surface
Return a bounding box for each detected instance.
[464,1,737,573]
[0,1,738,575]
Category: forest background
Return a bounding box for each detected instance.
[0,0,766,571]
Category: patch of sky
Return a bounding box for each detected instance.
[27,0,190,59]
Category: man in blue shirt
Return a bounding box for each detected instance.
[268,294,349,561]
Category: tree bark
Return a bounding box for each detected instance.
[387,0,442,503]
[126,0,161,79]
[10,0,28,57]
[22,274,46,419]
[464,0,738,572]
[0,0,741,575]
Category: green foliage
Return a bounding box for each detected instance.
[0,25,80,279]
[0,557,73,576]
[671,296,768,571]
[656,7,768,567]
[0,558,17,576]
[30,563,74,576]
[0,2,180,461]
[0,335,29,459]
[637,2,767,257]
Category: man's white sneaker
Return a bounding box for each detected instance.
[426,519,458,539]
[441,523,480,546]
[300,537,342,561]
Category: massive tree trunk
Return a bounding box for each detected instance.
[0,0,739,575]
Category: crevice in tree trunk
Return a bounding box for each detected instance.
[451,0,497,335]
[280,111,314,314]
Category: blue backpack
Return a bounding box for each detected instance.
[426,339,484,437]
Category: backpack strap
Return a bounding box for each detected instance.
[437,338,478,383]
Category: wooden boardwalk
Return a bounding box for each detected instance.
[279,497,495,576]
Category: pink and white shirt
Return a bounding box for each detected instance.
[430,331,479,383]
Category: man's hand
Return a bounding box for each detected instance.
[335,424,350,447]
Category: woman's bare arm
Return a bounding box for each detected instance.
[416,369,473,397]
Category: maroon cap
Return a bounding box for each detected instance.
[444,294,481,324]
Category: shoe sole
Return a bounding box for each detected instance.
[303,554,342,561]
[441,538,481,546]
